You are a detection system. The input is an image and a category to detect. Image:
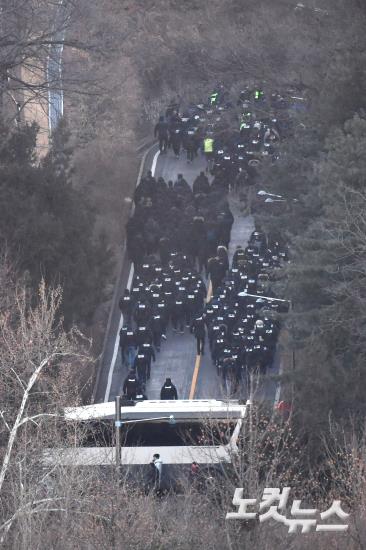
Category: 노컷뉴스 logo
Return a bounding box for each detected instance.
[226,487,349,534]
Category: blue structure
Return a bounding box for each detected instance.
[47,1,65,132]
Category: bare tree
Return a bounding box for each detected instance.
[0,0,102,125]
[0,257,93,545]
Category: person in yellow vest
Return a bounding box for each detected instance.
[254,89,264,101]
[203,135,214,172]
[209,91,219,106]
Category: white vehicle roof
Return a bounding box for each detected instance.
[44,402,247,467]
[64,399,248,423]
[42,445,232,466]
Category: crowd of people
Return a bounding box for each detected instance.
[155,85,290,174]
[121,165,234,399]
[200,230,288,393]
[126,169,234,268]
[120,84,292,400]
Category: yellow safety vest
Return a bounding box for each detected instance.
[210,92,218,105]
[204,138,214,153]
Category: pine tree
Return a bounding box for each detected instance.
[0,121,113,325]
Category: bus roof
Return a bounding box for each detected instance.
[43,444,232,466]
[64,399,248,422]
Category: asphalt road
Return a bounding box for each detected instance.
[94,145,280,405]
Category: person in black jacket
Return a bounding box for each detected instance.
[217,245,229,274]
[172,296,185,334]
[190,315,206,355]
[150,314,163,351]
[154,116,169,153]
[123,369,139,400]
[139,342,156,379]
[118,289,133,325]
[232,245,246,269]
[193,172,210,195]
[160,378,178,400]
[119,326,136,368]
[207,256,226,294]
[170,128,182,158]
[134,353,150,385]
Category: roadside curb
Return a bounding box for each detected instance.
[91,141,159,403]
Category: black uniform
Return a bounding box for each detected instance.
[134,353,149,385]
[160,378,178,400]
[190,316,206,355]
[135,325,153,347]
[119,290,133,325]
[119,327,136,368]
[193,172,210,195]
[140,342,156,379]
[232,246,246,269]
[172,297,185,333]
[151,314,163,351]
[154,117,169,153]
[170,129,182,157]
[207,256,226,294]
[123,371,139,400]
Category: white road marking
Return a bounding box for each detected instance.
[151,149,160,176]
[104,147,160,402]
[104,264,134,402]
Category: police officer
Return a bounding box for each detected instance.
[207,255,226,294]
[238,88,251,105]
[190,314,206,355]
[150,313,163,351]
[232,245,246,269]
[118,289,133,325]
[134,352,149,385]
[203,135,214,172]
[119,326,136,368]
[249,230,267,253]
[193,172,210,195]
[172,294,185,334]
[123,369,139,400]
[139,341,156,379]
[160,378,178,400]
[254,88,264,102]
[154,116,169,153]
[135,324,153,347]
[185,287,198,327]
[174,173,191,194]
[218,209,234,249]
[217,245,229,274]
[209,90,219,106]
[155,297,168,339]
[184,130,196,163]
[170,128,182,158]
[134,301,151,326]
[212,334,226,366]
